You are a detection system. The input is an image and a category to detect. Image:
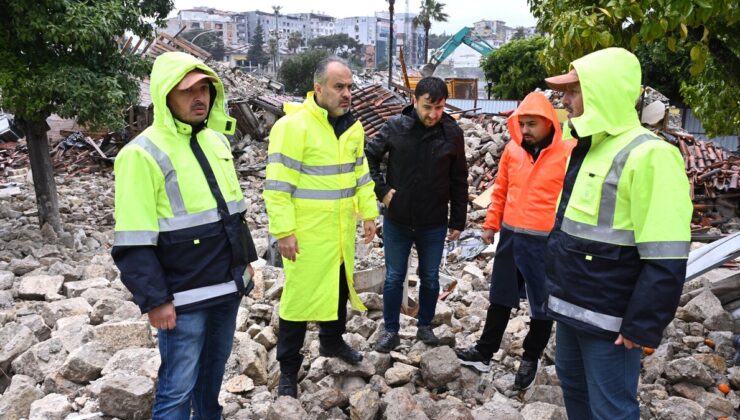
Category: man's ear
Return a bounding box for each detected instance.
[314,82,322,95]
[411,95,416,105]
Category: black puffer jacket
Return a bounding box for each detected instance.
[364,105,468,231]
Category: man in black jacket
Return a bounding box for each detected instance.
[365,77,468,352]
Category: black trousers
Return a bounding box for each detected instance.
[276,264,349,375]
[476,303,553,361]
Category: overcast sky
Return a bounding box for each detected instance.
[171,0,537,34]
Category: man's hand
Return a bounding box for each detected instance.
[247,263,254,279]
[447,229,461,241]
[148,302,176,330]
[481,229,497,245]
[278,234,300,262]
[363,220,376,244]
[382,189,396,208]
[614,334,642,350]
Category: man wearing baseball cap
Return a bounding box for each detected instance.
[112,52,258,419]
[542,47,692,419]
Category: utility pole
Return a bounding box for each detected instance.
[387,0,395,89]
[272,5,282,75]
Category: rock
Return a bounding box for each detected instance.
[47,261,80,282]
[90,297,127,324]
[18,274,64,300]
[520,402,566,420]
[0,271,14,290]
[267,396,308,420]
[642,343,673,383]
[692,352,726,373]
[432,301,453,326]
[308,387,349,410]
[94,321,153,353]
[359,292,383,311]
[365,351,393,377]
[28,393,72,420]
[254,325,277,350]
[665,356,713,387]
[350,387,380,420]
[471,400,524,420]
[0,374,45,420]
[17,313,51,341]
[340,376,367,396]
[694,390,736,418]
[99,374,155,420]
[11,337,69,383]
[728,366,740,389]
[232,332,269,385]
[346,315,377,339]
[59,342,110,383]
[678,290,734,331]
[324,358,376,379]
[249,303,273,321]
[63,277,110,298]
[224,374,255,393]
[9,255,41,276]
[652,396,705,420]
[385,362,419,386]
[433,397,474,419]
[41,297,92,327]
[0,321,36,372]
[523,385,564,406]
[420,346,461,388]
[102,347,160,378]
[382,387,429,419]
[52,315,95,353]
[41,371,83,398]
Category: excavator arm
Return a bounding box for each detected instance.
[421,27,495,76]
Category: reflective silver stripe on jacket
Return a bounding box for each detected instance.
[158,199,246,232]
[114,231,158,246]
[548,295,622,332]
[268,153,366,176]
[130,136,187,216]
[357,173,373,187]
[171,280,237,307]
[293,187,357,200]
[501,221,551,237]
[560,133,688,256]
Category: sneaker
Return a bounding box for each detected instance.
[319,342,363,364]
[456,346,491,373]
[374,331,400,353]
[416,325,439,346]
[514,358,540,390]
[277,372,297,398]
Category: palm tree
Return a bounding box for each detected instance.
[413,0,449,63]
[386,0,395,88]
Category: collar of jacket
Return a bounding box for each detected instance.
[296,91,358,136]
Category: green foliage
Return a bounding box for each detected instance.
[413,0,449,62]
[182,29,225,61]
[248,22,269,66]
[511,27,526,40]
[278,49,329,96]
[0,0,172,129]
[427,33,448,50]
[482,36,548,99]
[634,39,691,103]
[529,0,739,136]
[308,34,361,57]
[287,32,303,53]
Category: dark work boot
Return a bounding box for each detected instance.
[514,357,540,391]
[456,346,491,373]
[319,342,363,364]
[416,325,439,345]
[277,372,298,398]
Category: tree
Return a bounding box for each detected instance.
[182,29,225,61]
[387,0,395,89]
[268,36,278,73]
[529,0,739,136]
[308,34,362,58]
[481,36,548,99]
[248,21,269,67]
[511,26,526,40]
[279,49,330,95]
[287,31,303,53]
[634,39,690,104]
[0,0,172,233]
[413,0,449,63]
[427,33,449,50]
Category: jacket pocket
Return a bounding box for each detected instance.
[212,140,241,195]
[569,161,611,216]
[563,235,621,261]
[157,221,231,289]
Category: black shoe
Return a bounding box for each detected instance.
[456,346,491,373]
[416,325,439,346]
[374,331,400,353]
[319,342,363,364]
[514,357,540,390]
[277,372,297,398]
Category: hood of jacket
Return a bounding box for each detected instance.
[149,51,235,136]
[507,91,562,147]
[567,47,642,138]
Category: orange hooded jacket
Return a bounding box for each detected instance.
[483,92,576,235]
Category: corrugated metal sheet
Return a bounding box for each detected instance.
[446,99,518,114]
[683,108,738,152]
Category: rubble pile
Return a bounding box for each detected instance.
[1,162,738,420]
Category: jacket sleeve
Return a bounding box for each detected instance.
[620,143,692,348]
[263,118,302,239]
[111,145,170,313]
[363,123,392,201]
[356,133,380,221]
[448,128,469,231]
[483,146,510,232]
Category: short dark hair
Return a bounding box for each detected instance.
[414,77,448,103]
[314,56,351,85]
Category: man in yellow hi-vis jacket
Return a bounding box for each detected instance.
[543,48,692,419]
[263,56,379,398]
[112,52,257,419]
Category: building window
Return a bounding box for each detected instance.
[215,23,223,29]
[191,22,200,28]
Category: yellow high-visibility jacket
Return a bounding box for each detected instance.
[264,92,379,321]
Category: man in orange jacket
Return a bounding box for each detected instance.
[457,92,575,390]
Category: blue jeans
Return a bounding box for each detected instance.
[382,218,446,333]
[555,323,641,420]
[152,296,241,420]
